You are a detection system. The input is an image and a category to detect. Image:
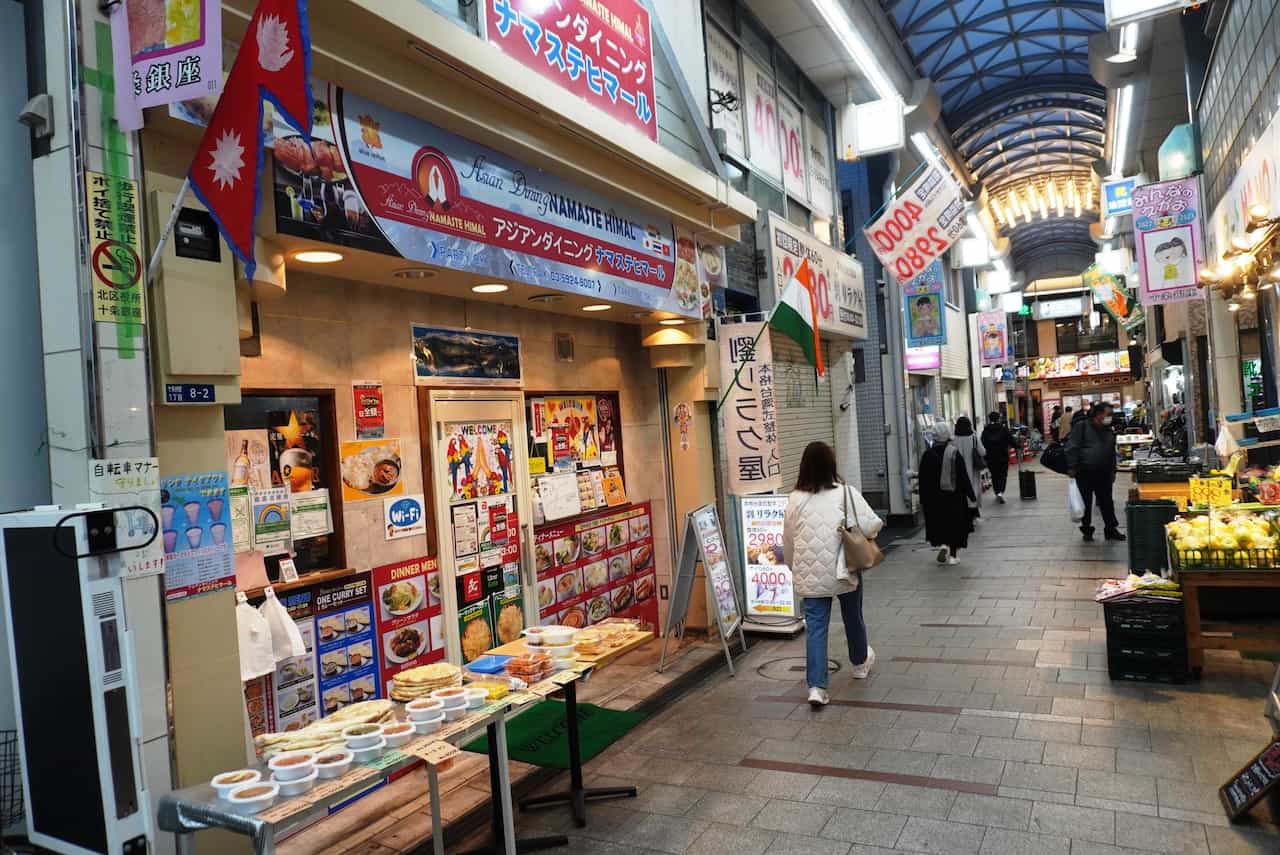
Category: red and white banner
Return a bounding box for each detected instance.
[864,165,967,284]
[484,0,657,141]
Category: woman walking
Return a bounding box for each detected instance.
[980,412,1014,503]
[784,441,882,707]
[918,421,976,565]
[952,416,986,523]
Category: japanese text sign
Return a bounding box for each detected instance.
[719,321,782,495]
[87,457,164,579]
[353,381,385,439]
[485,0,656,141]
[1132,176,1204,306]
[740,495,793,618]
[109,0,222,131]
[762,212,868,339]
[705,23,744,160]
[160,471,235,601]
[902,262,947,348]
[85,170,145,326]
[976,311,1008,367]
[864,165,966,284]
[741,52,782,184]
[1102,176,1138,217]
[276,84,689,316]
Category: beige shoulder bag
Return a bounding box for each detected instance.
[839,485,884,572]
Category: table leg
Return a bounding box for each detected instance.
[428,763,445,855]
[461,722,567,854]
[493,719,517,855]
[1184,578,1204,676]
[519,681,637,825]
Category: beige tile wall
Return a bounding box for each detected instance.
[240,272,676,626]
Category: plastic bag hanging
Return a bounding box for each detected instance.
[1068,481,1086,523]
[236,591,277,681]
[259,586,305,661]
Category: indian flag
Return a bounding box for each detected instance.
[770,259,824,376]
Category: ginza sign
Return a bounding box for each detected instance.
[864,165,967,284]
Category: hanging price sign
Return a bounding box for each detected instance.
[863,165,967,283]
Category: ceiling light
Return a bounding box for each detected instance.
[1109,84,1134,177]
[810,0,898,100]
[659,319,686,326]
[471,283,509,294]
[1231,234,1256,252]
[1250,203,1271,222]
[293,250,343,263]
[582,304,612,312]
[394,268,435,279]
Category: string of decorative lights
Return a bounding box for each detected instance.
[989,177,1096,228]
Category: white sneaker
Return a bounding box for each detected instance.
[807,687,830,707]
[850,646,876,680]
[937,547,949,563]
[997,494,1006,504]
[947,555,960,565]
[974,516,984,526]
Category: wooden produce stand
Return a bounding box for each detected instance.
[1178,569,1280,676]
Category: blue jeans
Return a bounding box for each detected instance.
[803,584,868,689]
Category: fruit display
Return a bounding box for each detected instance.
[1166,511,1280,569]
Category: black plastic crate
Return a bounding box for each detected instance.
[1107,653,1188,684]
[1126,500,1179,573]
[1135,461,1201,483]
[1107,640,1187,662]
[1103,599,1185,634]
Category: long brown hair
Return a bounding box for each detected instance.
[795,441,840,492]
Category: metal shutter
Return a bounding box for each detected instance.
[774,337,835,490]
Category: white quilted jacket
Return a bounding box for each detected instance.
[784,485,884,599]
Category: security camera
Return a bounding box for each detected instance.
[18,94,53,140]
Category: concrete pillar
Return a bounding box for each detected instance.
[1206,290,1242,422]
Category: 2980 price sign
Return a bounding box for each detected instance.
[864,166,967,283]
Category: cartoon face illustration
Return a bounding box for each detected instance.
[1154,238,1187,266]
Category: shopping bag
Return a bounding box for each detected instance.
[1068,481,1086,522]
[1040,441,1070,475]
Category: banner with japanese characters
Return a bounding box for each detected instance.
[864,164,966,284]
[740,495,794,618]
[719,321,782,495]
[1132,176,1205,306]
[761,212,868,339]
[976,311,1008,367]
[87,458,164,578]
[273,83,691,316]
[109,0,222,131]
[85,170,145,326]
[483,0,657,141]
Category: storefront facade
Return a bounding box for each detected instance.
[135,0,754,831]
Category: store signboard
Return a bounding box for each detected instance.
[108,0,222,129]
[740,495,794,618]
[272,84,690,317]
[976,311,1007,367]
[482,0,657,141]
[741,53,783,184]
[532,502,658,629]
[719,321,782,495]
[837,98,906,159]
[1106,0,1197,27]
[160,471,235,601]
[864,164,967,283]
[905,346,941,372]
[705,23,745,160]
[1033,295,1091,320]
[1102,176,1138,217]
[1208,104,1280,265]
[1132,176,1204,306]
[762,212,868,339]
[806,114,835,219]
[372,556,443,698]
[778,93,808,203]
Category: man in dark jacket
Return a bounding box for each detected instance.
[1066,402,1125,542]
[980,412,1014,503]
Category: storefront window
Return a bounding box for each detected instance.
[1010,315,1039,358]
[224,393,344,574]
[1055,315,1118,354]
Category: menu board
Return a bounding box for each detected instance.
[533,502,658,629]
[691,505,742,638]
[372,556,444,698]
[262,572,380,732]
[1220,738,1280,819]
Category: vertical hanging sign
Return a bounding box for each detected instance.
[1132,176,1205,306]
[976,311,1008,366]
[718,321,782,495]
[109,0,223,130]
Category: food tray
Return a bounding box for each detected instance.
[464,655,512,675]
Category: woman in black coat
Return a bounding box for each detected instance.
[918,421,976,565]
[980,412,1015,503]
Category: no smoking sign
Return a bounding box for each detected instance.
[92,240,142,289]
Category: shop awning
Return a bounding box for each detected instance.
[222,0,756,243]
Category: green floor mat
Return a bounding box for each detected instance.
[463,700,647,769]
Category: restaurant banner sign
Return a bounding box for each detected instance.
[272,84,691,316]
[761,212,868,339]
[1132,177,1204,306]
[864,164,966,284]
[482,0,657,141]
[719,321,782,495]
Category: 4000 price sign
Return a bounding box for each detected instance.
[864,166,966,282]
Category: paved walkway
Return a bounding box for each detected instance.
[502,470,1280,855]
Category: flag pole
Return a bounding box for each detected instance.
[715,317,772,412]
[145,177,191,288]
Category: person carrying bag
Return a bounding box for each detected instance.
[838,483,884,578]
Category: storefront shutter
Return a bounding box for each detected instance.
[773,337,835,491]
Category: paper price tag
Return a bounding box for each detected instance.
[528,679,560,697]
[505,691,538,706]
[1256,415,1280,433]
[406,740,461,766]
[260,797,313,825]
[551,670,581,686]
[365,750,410,772]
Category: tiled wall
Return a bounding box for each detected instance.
[1200,0,1280,212]
[240,272,674,624]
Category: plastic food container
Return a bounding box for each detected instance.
[211,769,261,800]
[412,712,445,735]
[272,767,319,797]
[267,751,315,782]
[524,626,575,646]
[406,698,446,721]
[312,750,354,779]
[463,687,488,709]
[381,721,415,748]
[442,704,468,721]
[351,736,386,763]
[465,655,512,675]
[431,687,468,708]
[227,781,279,815]
[342,723,384,749]
[540,643,575,658]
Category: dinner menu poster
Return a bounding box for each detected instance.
[532,501,657,629]
[372,556,443,697]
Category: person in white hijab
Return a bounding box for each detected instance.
[918,420,977,564]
